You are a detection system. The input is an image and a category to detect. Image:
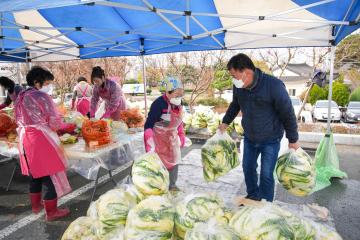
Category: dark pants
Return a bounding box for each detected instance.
[29,176,57,200]
[243,137,280,202]
[24,149,57,200]
[169,165,178,188]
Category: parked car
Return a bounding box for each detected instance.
[312,100,341,122]
[221,89,233,103]
[290,96,312,122]
[344,101,360,123]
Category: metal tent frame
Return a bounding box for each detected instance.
[0,0,358,62]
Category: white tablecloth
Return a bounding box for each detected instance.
[0,132,145,180]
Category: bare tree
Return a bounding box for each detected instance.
[94,57,133,85]
[335,34,360,68]
[346,68,360,89]
[259,48,299,76]
[145,59,163,87]
[40,61,80,102]
[307,47,330,72]
[188,51,214,111]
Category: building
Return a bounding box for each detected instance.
[273,63,313,97]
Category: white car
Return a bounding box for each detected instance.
[290,96,312,122]
[222,89,233,103]
[312,100,341,122]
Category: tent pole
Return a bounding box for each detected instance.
[326,45,336,134]
[142,54,148,117]
[16,62,21,85]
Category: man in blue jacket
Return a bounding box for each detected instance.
[219,53,300,202]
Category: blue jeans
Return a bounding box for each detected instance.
[243,137,280,202]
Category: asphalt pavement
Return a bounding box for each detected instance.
[0,143,359,240]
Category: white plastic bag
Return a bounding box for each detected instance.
[201,131,239,181]
[95,101,106,120]
[185,218,239,240]
[276,147,316,196]
[50,171,72,198]
[184,137,192,147]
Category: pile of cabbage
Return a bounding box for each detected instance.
[174,193,229,238]
[229,203,316,239]
[82,185,143,239]
[62,152,341,240]
[107,120,129,136]
[185,219,239,240]
[201,132,239,181]
[229,202,342,240]
[131,152,170,196]
[191,106,218,133]
[125,196,175,239]
[276,148,316,196]
[183,106,243,136]
[62,216,99,240]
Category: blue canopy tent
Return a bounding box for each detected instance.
[0,0,359,116]
[0,0,359,61]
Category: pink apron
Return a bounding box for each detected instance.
[17,94,72,198]
[153,104,182,170]
[76,85,90,116]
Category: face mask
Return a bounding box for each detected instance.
[170,97,182,106]
[232,78,244,89]
[40,84,52,94]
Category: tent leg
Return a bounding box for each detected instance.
[326,46,336,134]
[16,62,21,85]
[141,55,148,117]
[297,82,314,120]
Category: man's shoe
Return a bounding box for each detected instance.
[245,195,261,201]
[169,185,180,192]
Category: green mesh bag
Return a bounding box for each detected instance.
[313,132,347,192]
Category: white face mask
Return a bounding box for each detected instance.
[40,84,52,94]
[232,78,244,88]
[170,97,182,106]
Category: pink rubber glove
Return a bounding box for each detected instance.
[0,103,7,110]
[57,123,77,135]
[144,128,154,152]
[179,133,185,148]
[177,123,185,148]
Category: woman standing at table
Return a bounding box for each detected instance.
[143,77,186,191]
[89,66,127,120]
[71,76,92,116]
[14,66,76,221]
[0,76,23,110]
